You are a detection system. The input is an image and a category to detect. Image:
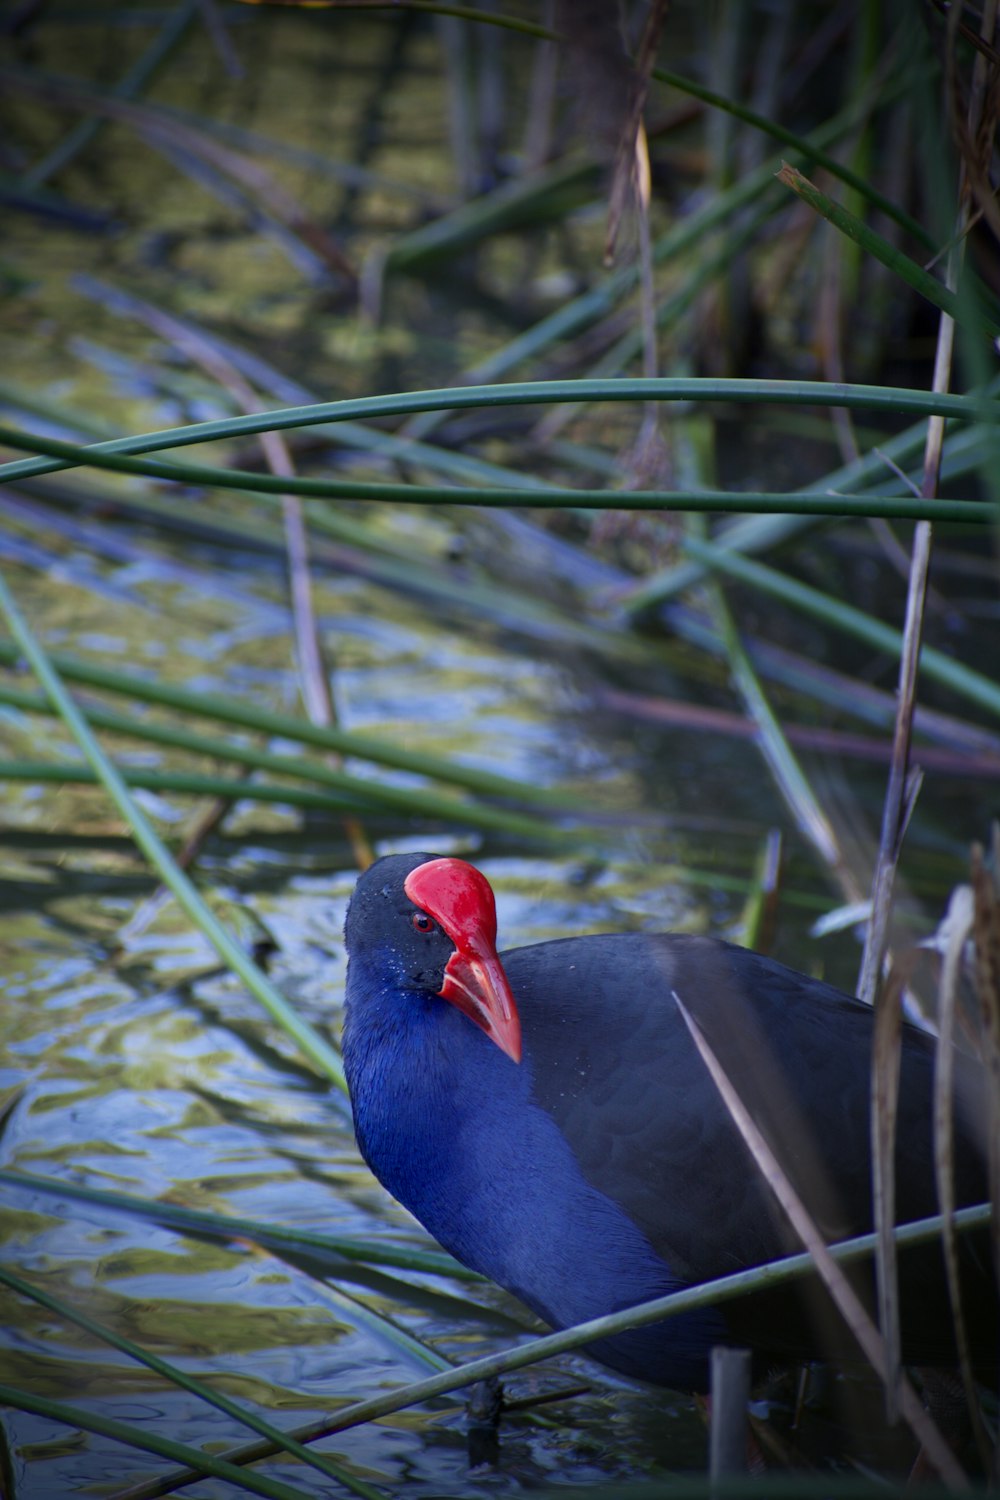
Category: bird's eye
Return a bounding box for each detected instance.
[412,912,435,933]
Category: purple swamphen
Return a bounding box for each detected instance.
[342,852,994,1393]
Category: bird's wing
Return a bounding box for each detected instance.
[502,933,960,1282]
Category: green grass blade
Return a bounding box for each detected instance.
[622,406,999,611]
[22,0,200,189]
[677,537,1000,721]
[738,829,783,953]
[384,155,599,271]
[0,1266,384,1499]
[308,1281,452,1375]
[777,163,1000,338]
[0,422,995,520]
[0,1167,477,1278]
[311,1204,996,1430]
[0,570,347,1090]
[0,642,635,798]
[710,590,845,878]
[0,759,383,812]
[0,378,991,491]
[0,673,585,809]
[0,760,587,844]
[156,1205,992,1480]
[0,1384,325,1500]
[651,61,935,251]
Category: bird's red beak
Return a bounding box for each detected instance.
[404,858,522,1063]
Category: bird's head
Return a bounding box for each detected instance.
[344,852,522,1063]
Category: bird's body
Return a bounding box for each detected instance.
[343,853,994,1392]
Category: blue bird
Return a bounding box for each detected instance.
[343,852,994,1393]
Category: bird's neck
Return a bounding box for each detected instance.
[342,960,713,1360]
[344,959,521,1218]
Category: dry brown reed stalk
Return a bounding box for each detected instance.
[674,989,969,1489]
[932,882,995,1473]
[82,291,374,873]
